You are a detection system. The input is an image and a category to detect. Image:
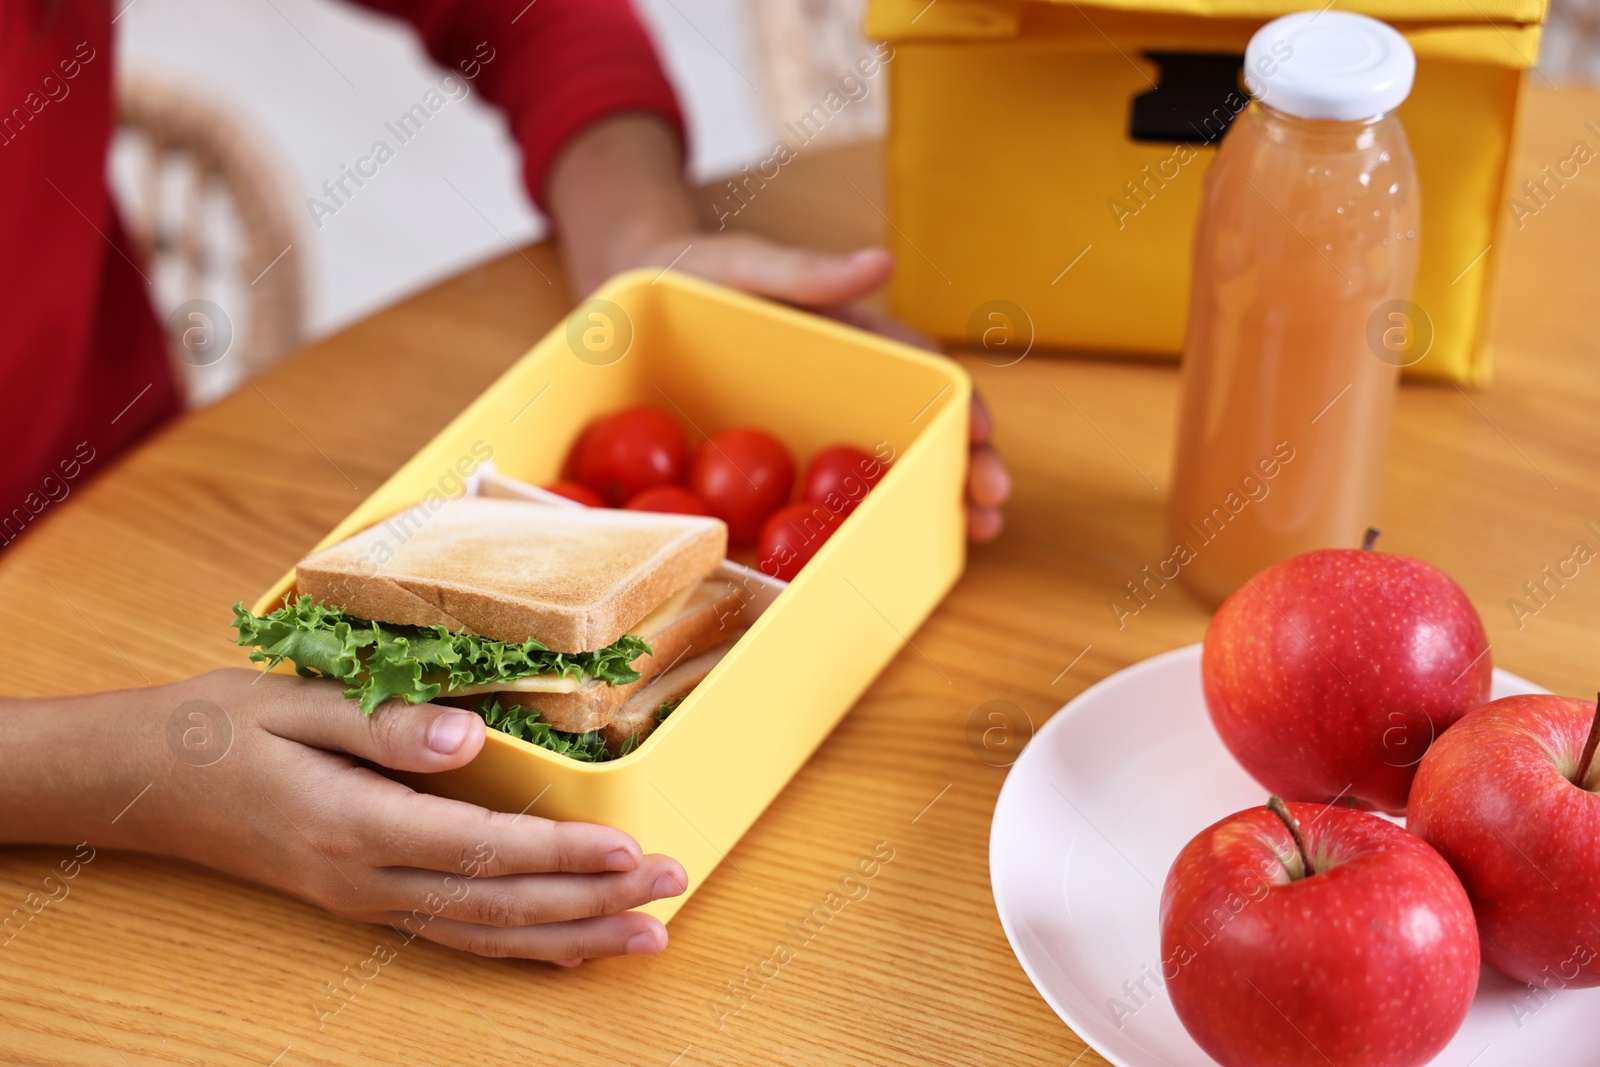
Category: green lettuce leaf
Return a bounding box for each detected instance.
[232,597,373,683]
[233,596,652,715]
[360,630,445,711]
[474,698,612,762]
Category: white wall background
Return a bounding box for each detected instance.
[114,0,775,340]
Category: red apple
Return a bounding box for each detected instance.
[1161,799,1479,1067]
[1408,693,1600,987]
[1203,535,1491,813]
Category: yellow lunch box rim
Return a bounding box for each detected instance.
[249,266,973,775]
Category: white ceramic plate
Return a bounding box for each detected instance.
[990,644,1594,1066]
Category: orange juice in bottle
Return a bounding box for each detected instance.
[1167,12,1420,605]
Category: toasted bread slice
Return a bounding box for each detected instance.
[469,576,749,732]
[295,497,726,651]
[602,633,743,754]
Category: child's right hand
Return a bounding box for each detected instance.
[1,669,685,964]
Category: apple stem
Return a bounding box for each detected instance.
[1267,795,1316,878]
[1574,692,1600,790]
[1362,528,1381,551]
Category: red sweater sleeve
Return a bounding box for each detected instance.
[353,0,685,210]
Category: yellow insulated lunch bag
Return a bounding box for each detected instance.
[866,0,1546,383]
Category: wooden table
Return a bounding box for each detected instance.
[2,85,1597,1066]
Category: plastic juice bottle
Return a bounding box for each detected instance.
[1166,12,1420,605]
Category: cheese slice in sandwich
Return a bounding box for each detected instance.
[232,496,728,719]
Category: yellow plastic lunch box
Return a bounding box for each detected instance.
[866,0,1547,383]
[253,269,970,921]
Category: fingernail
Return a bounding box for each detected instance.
[551,957,583,968]
[427,710,474,754]
[626,930,664,955]
[605,849,637,872]
[651,873,685,899]
[849,247,886,265]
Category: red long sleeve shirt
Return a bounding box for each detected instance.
[0,0,681,548]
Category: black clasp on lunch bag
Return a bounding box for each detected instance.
[1129,52,1247,145]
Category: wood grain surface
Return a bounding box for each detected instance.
[1,85,1597,1066]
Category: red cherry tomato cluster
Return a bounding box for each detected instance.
[549,406,890,582]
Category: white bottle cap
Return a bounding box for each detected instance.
[1244,11,1416,122]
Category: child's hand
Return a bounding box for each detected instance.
[1,670,684,964]
[547,114,1013,540]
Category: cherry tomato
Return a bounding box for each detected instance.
[543,480,604,507]
[800,445,887,517]
[759,502,842,581]
[570,407,688,507]
[624,485,712,516]
[687,428,795,545]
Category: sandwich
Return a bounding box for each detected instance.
[233,495,746,758]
